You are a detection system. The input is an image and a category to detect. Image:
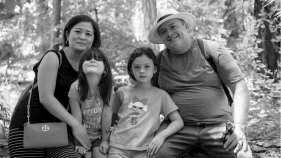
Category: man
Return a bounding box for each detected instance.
[148,8,253,158]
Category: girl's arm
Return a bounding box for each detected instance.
[100,105,112,154]
[147,110,184,156]
[38,52,90,149]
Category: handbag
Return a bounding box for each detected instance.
[23,82,69,148]
[23,51,69,149]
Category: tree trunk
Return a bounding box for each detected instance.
[142,0,159,53]
[254,0,279,74]
[50,0,61,51]
[36,0,49,53]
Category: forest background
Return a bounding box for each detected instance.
[0,0,280,157]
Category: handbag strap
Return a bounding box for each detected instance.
[25,50,69,125]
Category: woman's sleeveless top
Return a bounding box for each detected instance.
[10,50,78,129]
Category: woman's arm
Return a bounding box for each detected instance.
[224,78,250,153]
[69,98,82,124]
[100,105,112,154]
[147,110,184,156]
[69,98,83,146]
[37,52,90,149]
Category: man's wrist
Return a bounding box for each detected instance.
[234,123,246,133]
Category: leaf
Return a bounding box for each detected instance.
[248,118,260,126]
[4,0,16,11]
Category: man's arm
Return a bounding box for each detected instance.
[225,78,250,153]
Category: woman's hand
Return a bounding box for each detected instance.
[72,122,91,150]
[147,135,164,156]
[100,140,109,154]
[223,124,248,153]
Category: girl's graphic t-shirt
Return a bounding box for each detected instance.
[68,80,103,141]
[110,85,178,150]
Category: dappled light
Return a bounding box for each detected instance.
[0,0,280,157]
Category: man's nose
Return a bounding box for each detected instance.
[167,29,173,36]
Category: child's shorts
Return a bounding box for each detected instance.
[109,146,147,158]
[91,137,102,149]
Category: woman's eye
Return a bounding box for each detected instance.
[87,33,92,36]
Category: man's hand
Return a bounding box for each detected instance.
[223,124,248,153]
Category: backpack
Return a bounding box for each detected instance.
[11,50,62,121]
[155,38,233,106]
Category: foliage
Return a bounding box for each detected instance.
[177,0,280,156]
[0,0,280,157]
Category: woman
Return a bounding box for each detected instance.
[8,14,101,158]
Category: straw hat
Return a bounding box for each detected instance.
[148,8,197,44]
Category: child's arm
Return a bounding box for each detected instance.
[147,110,184,156]
[100,105,112,154]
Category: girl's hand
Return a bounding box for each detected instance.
[100,140,109,154]
[223,125,248,153]
[72,123,91,150]
[147,135,164,156]
[75,145,88,155]
[110,120,119,133]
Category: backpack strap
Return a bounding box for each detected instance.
[33,50,62,89]
[197,38,233,106]
[154,50,164,88]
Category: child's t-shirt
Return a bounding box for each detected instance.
[110,85,179,151]
[68,80,103,141]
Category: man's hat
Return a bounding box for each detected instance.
[148,8,197,44]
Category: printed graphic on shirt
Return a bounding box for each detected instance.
[82,96,103,130]
[128,96,148,125]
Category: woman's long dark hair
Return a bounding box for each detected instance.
[63,14,101,48]
[78,48,113,106]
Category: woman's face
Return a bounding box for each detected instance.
[67,22,94,52]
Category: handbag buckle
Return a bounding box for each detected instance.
[42,125,50,131]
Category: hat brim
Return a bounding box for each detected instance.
[148,13,197,44]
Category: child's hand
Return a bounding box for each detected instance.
[147,135,164,156]
[100,140,109,154]
[110,120,119,133]
[75,145,88,155]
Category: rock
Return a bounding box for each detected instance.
[0,139,8,147]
